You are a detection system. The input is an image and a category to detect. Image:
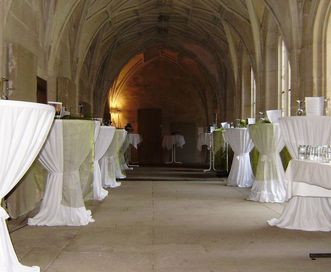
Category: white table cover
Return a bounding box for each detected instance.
[247,123,286,202]
[278,116,331,158]
[223,128,254,187]
[119,133,142,170]
[0,100,54,272]
[269,116,331,231]
[162,135,185,150]
[28,120,95,226]
[93,126,115,200]
[197,133,212,151]
[114,129,127,177]
[127,133,142,149]
[100,129,127,188]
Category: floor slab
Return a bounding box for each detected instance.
[9,166,331,271]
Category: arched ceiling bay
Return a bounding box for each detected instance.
[68,0,267,115]
[79,0,254,68]
[108,47,217,122]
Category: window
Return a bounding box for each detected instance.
[250,68,256,117]
[278,37,291,116]
[326,12,331,99]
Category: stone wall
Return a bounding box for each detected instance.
[0,0,330,120]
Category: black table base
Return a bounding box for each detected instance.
[309,253,331,260]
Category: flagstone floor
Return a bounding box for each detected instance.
[10,167,331,271]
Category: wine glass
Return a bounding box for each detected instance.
[296,100,305,116]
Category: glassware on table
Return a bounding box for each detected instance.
[298,144,331,163]
[310,146,319,161]
[319,145,328,163]
[298,145,307,160]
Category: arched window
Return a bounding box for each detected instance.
[241,50,252,118]
[250,68,256,117]
[278,37,291,116]
[312,1,331,98]
[326,11,331,98]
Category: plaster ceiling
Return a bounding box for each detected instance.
[81,0,260,65]
[70,0,266,114]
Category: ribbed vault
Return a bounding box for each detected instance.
[74,0,261,117]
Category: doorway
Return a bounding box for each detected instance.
[36,77,47,104]
[138,108,162,164]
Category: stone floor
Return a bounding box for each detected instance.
[10,167,331,271]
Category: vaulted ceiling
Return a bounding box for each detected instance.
[72,0,266,115]
[79,0,262,68]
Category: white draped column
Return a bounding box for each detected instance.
[100,128,125,188]
[248,123,286,202]
[268,116,331,231]
[28,120,95,226]
[223,128,254,187]
[0,100,54,272]
[93,126,115,200]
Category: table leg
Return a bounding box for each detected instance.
[203,149,213,172]
[309,253,331,260]
[127,145,139,168]
[173,145,182,164]
[165,145,175,164]
[204,134,215,172]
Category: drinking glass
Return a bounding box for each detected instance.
[296,100,305,116]
[298,145,306,160]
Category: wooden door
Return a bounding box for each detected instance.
[37,77,47,104]
[138,108,162,164]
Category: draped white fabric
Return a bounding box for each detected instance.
[123,133,142,168]
[119,134,132,170]
[285,160,331,198]
[162,135,185,150]
[268,197,331,231]
[127,133,142,149]
[115,129,128,177]
[279,116,331,159]
[223,128,254,187]
[28,120,95,226]
[93,126,115,200]
[100,129,126,188]
[247,123,286,202]
[197,133,212,151]
[0,100,54,272]
[269,116,331,231]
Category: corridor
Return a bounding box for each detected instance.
[10,167,331,272]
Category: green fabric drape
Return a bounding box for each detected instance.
[5,160,47,219]
[213,127,291,176]
[62,120,94,208]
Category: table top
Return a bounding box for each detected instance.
[223,127,253,154]
[162,135,185,150]
[0,99,55,111]
[127,133,142,148]
[197,132,212,151]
